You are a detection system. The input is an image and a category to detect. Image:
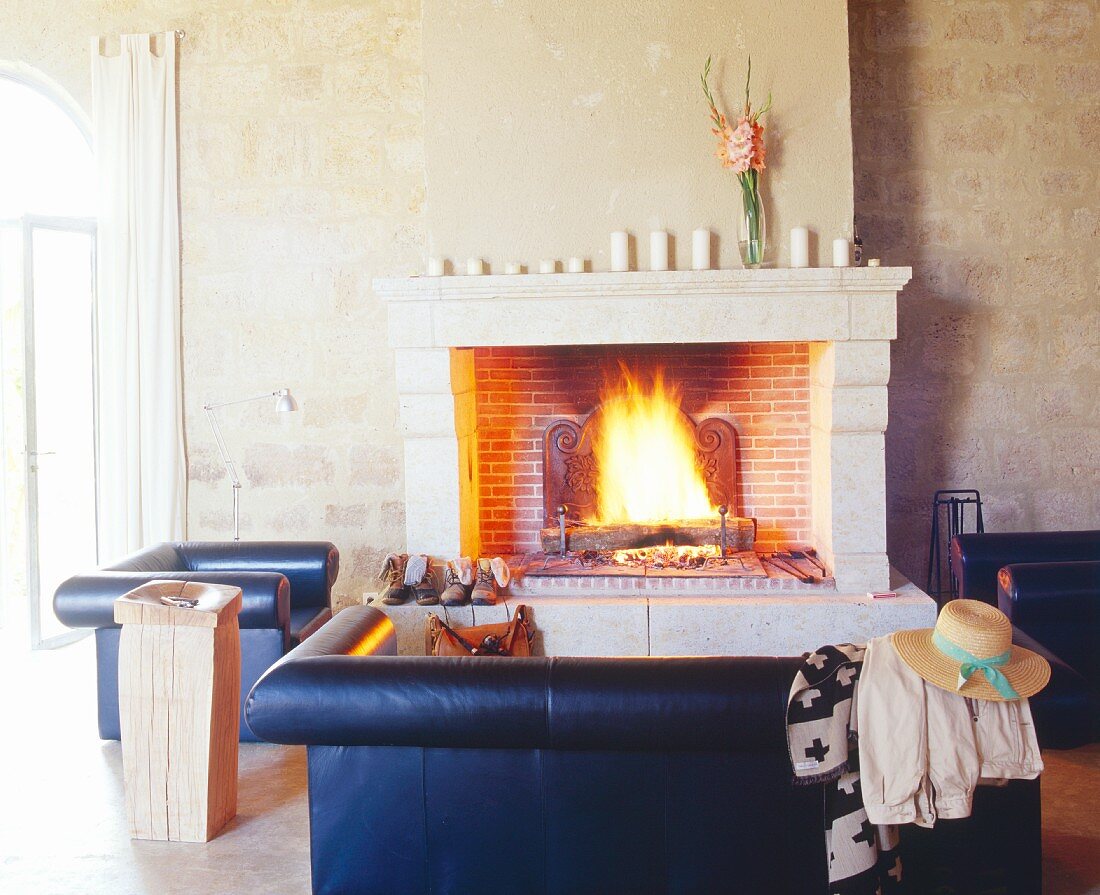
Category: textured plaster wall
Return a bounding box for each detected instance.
[849,1,1100,582]
[422,0,854,270]
[0,1,424,608]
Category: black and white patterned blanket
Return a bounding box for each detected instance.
[787,644,902,895]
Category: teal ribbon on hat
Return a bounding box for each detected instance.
[932,630,1019,699]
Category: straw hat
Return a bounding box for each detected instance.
[893,599,1050,701]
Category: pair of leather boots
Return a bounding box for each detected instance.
[378,554,511,606]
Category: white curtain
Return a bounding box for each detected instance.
[91,33,186,561]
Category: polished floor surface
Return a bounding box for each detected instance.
[1,635,1097,894]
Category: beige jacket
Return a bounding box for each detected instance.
[856,633,1043,828]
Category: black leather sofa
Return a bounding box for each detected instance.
[54,540,338,742]
[247,607,1049,895]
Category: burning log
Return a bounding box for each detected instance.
[539,517,755,553]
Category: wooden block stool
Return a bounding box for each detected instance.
[114,580,242,842]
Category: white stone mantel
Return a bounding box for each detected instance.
[373,267,914,596]
[374,267,913,348]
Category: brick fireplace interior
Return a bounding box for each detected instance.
[473,342,812,557]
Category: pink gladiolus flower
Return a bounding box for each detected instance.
[719,117,755,173]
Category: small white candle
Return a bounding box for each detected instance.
[611,231,629,272]
[427,257,444,277]
[691,229,711,270]
[567,257,585,273]
[867,258,881,268]
[790,227,809,269]
[649,230,669,271]
[832,238,850,268]
[466,257,485,276]
[504,261,522,275]
[539,259,558,274]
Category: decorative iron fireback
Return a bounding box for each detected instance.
[542,409,738,525]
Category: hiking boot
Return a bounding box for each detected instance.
[471,557,512,606]
[378,552,409,605]
[405,554,439,606]
[441,557,474,606]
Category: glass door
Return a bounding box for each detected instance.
[22,218,98,648]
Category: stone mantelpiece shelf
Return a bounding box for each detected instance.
[374,267,913,302]
[375,267,912,350]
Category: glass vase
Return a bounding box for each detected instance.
[738,185,766,268]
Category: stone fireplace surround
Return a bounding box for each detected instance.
[373,268,937,654]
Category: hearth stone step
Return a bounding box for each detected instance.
[362,571,935,658]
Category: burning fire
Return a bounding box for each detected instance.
[610,544,722,568]
[592,367,717,524]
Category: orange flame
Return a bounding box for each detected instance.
[591,368,717,524]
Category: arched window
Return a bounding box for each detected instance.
[0,67,98,649]
[0,71,95,218]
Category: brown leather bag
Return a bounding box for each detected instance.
[426,605,534,657]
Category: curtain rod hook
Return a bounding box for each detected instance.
[175,29,185,40]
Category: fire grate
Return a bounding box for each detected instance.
[523,550,767,579]
[542,408,739,526]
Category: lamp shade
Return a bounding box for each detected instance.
[275,390,298,412]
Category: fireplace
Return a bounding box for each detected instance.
[474,343,805,560]
[373,268,937,655]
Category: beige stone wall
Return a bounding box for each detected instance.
[2,0,858,610]
[13,1,1089,609]
[422,0,854,270]
[850,1,1100,582]
[0,2,424,608]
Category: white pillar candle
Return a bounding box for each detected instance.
[691,229,711,271]
[610,231,629,272]
[567,257,585,273]
[649,230,669,271]
[504,261,522,275]
[539,259,558,274]
[832,238,850,268]
[789,227,809,269]
[466,257,484,275]
[427,257,445,276]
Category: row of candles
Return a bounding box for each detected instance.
[426,228,876,277]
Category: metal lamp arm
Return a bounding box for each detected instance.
[204,406,241,489]
[202,388,294,542]
[203,389,289,411]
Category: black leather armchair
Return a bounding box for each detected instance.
[55,540,338,742]
[951,529,1100,605]
[998,560,1100,746]
[247,607,1044,895]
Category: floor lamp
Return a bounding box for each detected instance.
[203,388,298,541]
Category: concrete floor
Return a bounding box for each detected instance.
[0,636,1097,894]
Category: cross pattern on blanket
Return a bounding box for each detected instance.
[805,738,831,763]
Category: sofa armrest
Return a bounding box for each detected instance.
[1011,627,1098,750]
[178,541,339,610]
[246,606,398,743]
[102,542,184,573]
[952,531,1100,605]
[54,571,290,631]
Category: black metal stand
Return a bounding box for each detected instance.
[926,489,985,604]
